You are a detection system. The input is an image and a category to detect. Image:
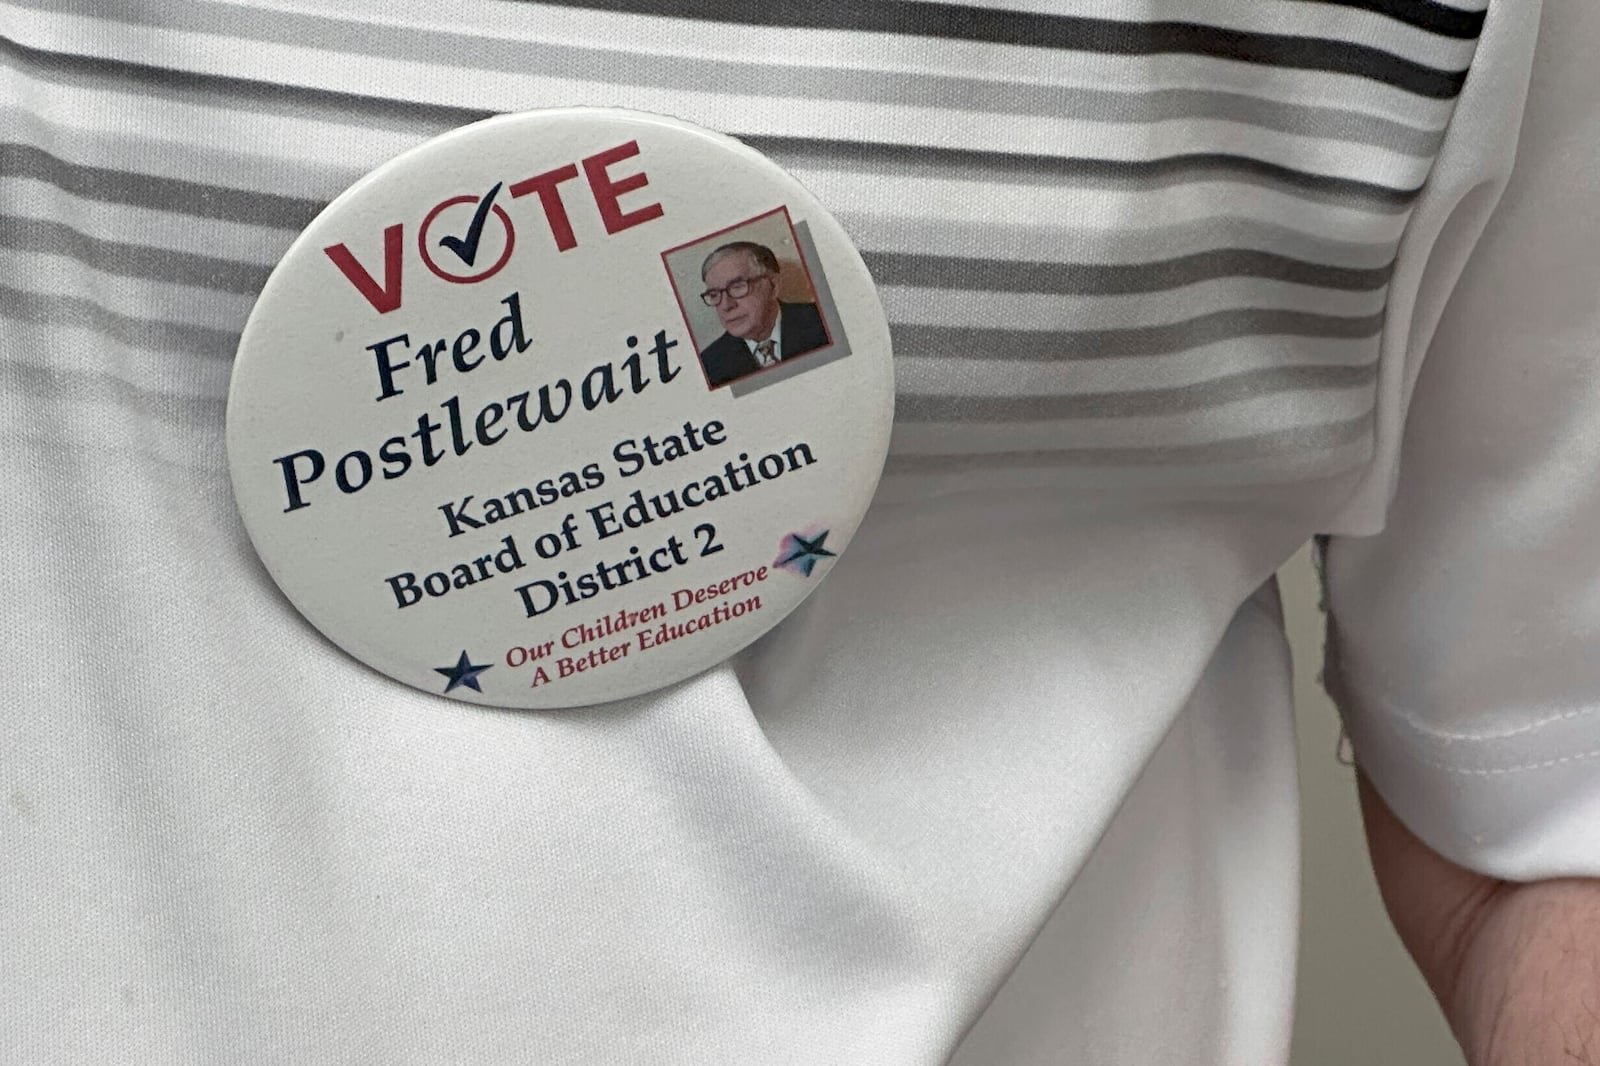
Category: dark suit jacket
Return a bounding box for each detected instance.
[698,301,829,388]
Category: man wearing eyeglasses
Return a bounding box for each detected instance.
[696,241,830,388]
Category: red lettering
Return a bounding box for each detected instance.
[582,140,664,235]
[509,163,581,251]
[326,141,662,311]
[324,223,404,314]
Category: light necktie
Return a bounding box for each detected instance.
[755,339,778,366]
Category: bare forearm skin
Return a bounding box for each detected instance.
[1454,877,1600,1066]
[1358,773,1600,1065]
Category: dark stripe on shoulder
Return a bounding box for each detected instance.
[897,363,1378,422]
[1277,0,1484,39]
[757,138,1422,206]
[0,359,225,424]
[0,141,320,229]
[529,0,1471,96]
[883,413,1375,471]
[0,12,1464,151]
[0,31,488,135]
[0,214,272,294]
[0,285,238,357]
[892,308,1385,361]
[0,33,1419,221]
[864,249,1395,295]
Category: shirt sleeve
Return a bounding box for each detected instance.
[1321,0,1600,881]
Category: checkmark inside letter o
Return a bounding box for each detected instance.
[418,194,518,284]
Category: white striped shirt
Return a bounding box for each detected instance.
[8,1,1599,1063]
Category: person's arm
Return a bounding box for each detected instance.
[1360,773,1600,1065]
[1320,0,1600,1060]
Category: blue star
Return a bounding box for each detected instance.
[775,530,838,577]
[435,650,492,694]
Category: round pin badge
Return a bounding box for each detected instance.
[227,109,893,709]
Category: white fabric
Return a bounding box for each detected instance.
[1324,0,1600,882]
[2,0,1591,1062]
[952,584,1301,1065]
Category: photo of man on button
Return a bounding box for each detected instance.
[696,240,830,387]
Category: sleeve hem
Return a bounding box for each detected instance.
[1328,673,1600,778]
[1325,654,1600,880]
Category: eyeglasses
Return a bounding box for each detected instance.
[700,274,773,306]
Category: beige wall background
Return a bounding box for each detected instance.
[1281,543,1463,1066]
